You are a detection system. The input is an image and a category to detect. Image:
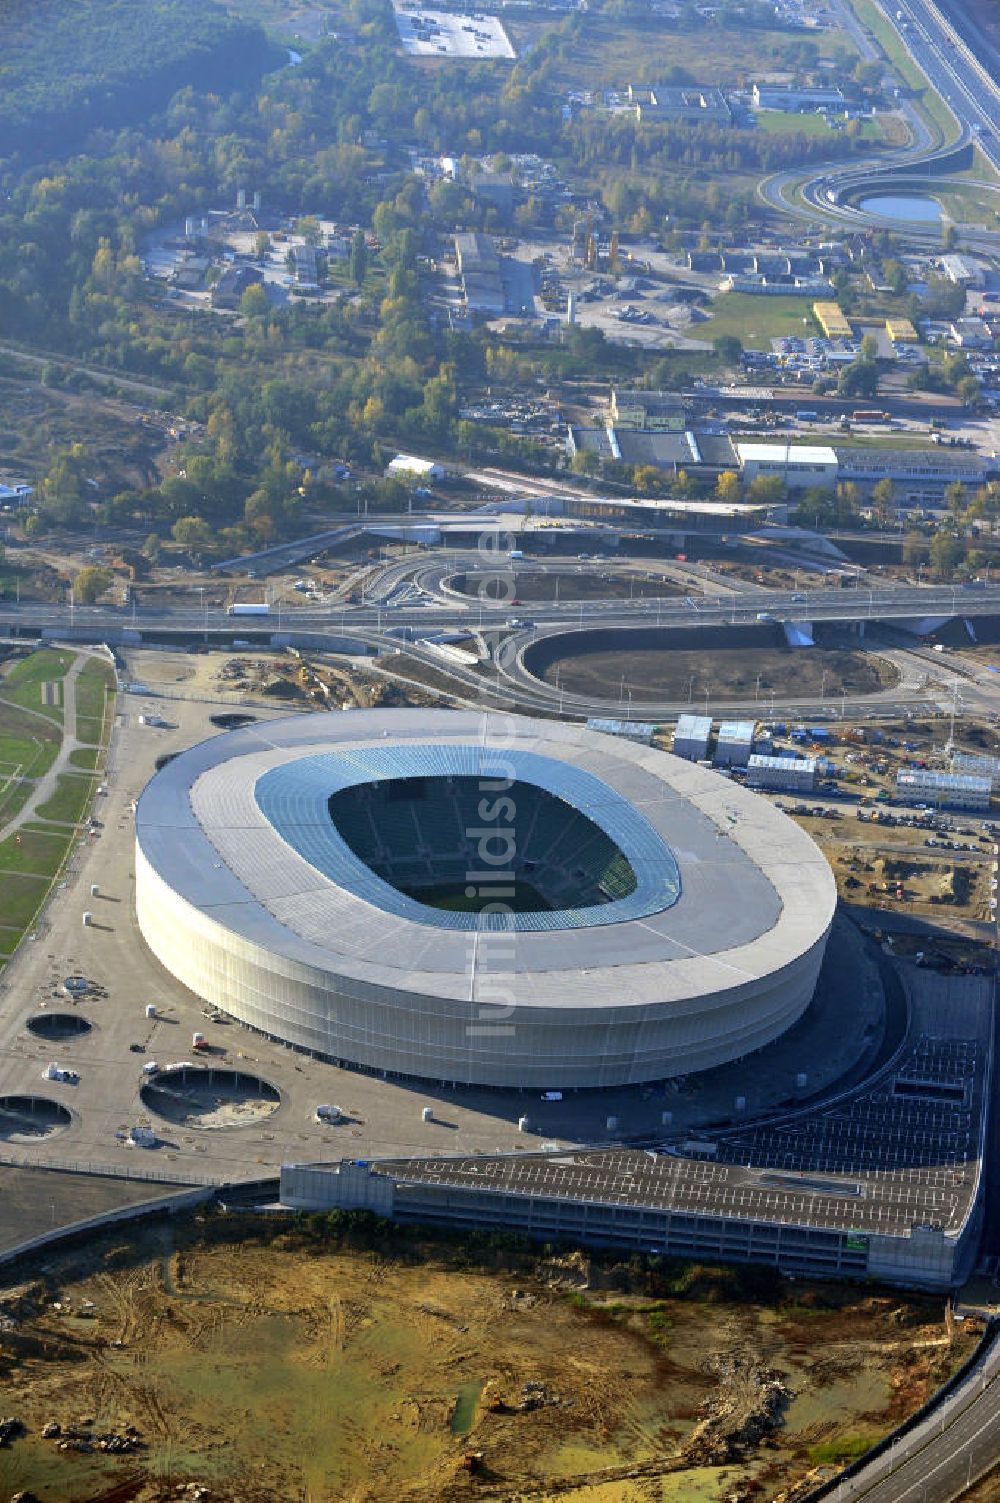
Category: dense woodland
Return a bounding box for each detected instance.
[0,0,277,156]
[0,0,958,550]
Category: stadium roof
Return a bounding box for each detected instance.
[255,743,681,933]
[136,710,835,1011]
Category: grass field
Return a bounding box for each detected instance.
[696,292,820,349]
[403,879,554,913]
[0,652,114,966]
[69,746,101,770]
[755,109,836,139]
[75,658,114,745]
[533,13,860,90]
[0,656,66,826]
[0,648,71,723]
[35,772,95,826]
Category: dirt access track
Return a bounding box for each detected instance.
[0,1216,978,1503]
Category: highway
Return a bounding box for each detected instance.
[761,0,1000,240]
[4,580,1000,638]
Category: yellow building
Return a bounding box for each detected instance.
[886,316,919,343]
[813,301,853,339]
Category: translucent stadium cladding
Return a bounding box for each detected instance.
[134,710,837,1089]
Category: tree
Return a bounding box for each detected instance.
[713,334,743,366]
[171,515,214,548]
[930,530,964,578]
[902,530,928,567]
[143,533,161,563]
[837,359,879,399]
[871,478,896,527]
[240,283,269,317]
[350,228,367,287]
[956,374,981,409]
[747,475,785,504]
[73,564,112,603]
[714,470,742,504]
[836,481,861,523]
[945,481,968,516]
[859,332,879,363]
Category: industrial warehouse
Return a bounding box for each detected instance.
[134,709,836,1089]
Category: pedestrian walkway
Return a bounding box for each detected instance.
[0,652,85,846]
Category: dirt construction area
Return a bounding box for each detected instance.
[0,1216,979,1503]
[525,626,898,704]
[449,571,685,605]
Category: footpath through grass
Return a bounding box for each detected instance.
[0,647,72,723]
[0,651,114,964]
[0,650,68,824]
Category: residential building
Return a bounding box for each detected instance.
[469,170,515,215]
[211,265,264,310]
[610,389,688,431]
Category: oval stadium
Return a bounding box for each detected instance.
[134,709,837,1089]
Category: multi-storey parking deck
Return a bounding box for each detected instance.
[282,973,993,1289]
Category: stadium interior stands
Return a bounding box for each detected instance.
[328,776,637,912]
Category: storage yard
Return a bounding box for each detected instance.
[0,1217,980,1503]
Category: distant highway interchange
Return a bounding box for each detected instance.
[763,0,1000,242]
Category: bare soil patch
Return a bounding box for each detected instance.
[527,626,898,703]
[0,1221,978,1503]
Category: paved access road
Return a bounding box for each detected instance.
[821,1339,1000,1501]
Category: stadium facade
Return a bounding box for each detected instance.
[135,709,836,1088]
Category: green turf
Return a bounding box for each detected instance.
[696,293,820,350]
[0,655,111,966]
[402,880,555,914]
[808,1433,881,1466]
[35,772,95,826]
[0,871,52,932]
[755,109,835,139]
[0,690,62,824]
[0,648,72,723]
[74,658,114,743]
[69,746,101,770]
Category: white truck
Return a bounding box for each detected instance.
[228,602,271,616]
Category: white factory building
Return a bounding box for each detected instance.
[736,443,839,490]
[715,720,756,767]
[672,714,713,761]
[747,755,817,794]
